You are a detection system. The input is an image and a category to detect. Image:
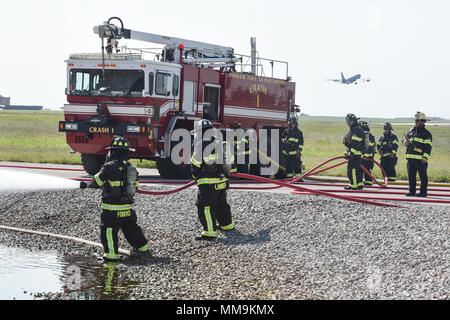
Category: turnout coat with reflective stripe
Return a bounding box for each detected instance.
[344,124,364,156]
[281,127,304,155]
[405,126,433,160]
[378,133,399,157]
[191,140,228,188]
[91,159,138,208]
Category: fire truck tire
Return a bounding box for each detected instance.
[81,154,106,176]
[249,163,261,176]
[156,158,184,179]
[177,163,192,179]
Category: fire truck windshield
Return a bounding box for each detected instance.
[69,69,145,98]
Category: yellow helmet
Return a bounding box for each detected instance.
[415,111,428,122]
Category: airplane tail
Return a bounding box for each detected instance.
[341,72,346,82]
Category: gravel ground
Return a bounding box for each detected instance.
[0,186,448,300]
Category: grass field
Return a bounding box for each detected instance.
[300,120,450,182]
[1,110,449,181]
[0,110,156,169]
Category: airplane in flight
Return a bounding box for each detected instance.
[326,72,370,85]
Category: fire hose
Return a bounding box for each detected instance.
[232,172,406,208]
[0,225,131,256]
[230,156,388,191]
[132,157,403,208]
[2,158,450,205]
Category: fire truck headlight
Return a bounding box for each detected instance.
[127,126,141,133]
[65,123,78,130]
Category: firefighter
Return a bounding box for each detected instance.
[343,114,364,190]
[231,125,252,174]
[359,121,376,186]
[404,112,433,197]
[281,116,304,178]
[191,120,235,241]
[377,122,399,182]
[83,136,150,262]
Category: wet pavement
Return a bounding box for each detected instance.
[0,245,140,300]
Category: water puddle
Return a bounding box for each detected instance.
[0,245,140,300]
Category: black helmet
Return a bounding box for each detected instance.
[384,122,393,130]
[107,136,135,152]
[346,114,359,123]
[288,116,298,126]
[359,120,370,131]
[199,119,214,130]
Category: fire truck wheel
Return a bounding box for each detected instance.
[81,154,106,176]
[177,163,192,179]
[156,158,186,179]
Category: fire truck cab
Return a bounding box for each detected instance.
[59,17,297,178]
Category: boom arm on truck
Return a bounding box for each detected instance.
[93,17,238,67]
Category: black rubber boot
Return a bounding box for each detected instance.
[417,193,428,198]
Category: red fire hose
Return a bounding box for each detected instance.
[231,156,388,191]
[290,191,450,204]
[136,181,196,196]
[232,173,406,208]
[3,159,450,205]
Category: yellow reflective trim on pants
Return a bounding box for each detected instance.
[105,228,118,260]
[351,169,357,188]
[220,221,235,231]
[138,244,149,252]
[350,148,362,155]
[103,253,119,260]
[102,203,133,211]
[204,206,217,237]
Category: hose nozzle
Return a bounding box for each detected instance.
[80,182,89,189]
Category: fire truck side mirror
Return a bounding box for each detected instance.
[153,104,160,121]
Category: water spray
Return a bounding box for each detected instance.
[0,169,80,193]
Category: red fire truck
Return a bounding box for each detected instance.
[59,17,297,178]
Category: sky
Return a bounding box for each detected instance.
[1,0,450,119]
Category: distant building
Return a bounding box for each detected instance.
[0,94,10,106]
[3,105,43,111]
